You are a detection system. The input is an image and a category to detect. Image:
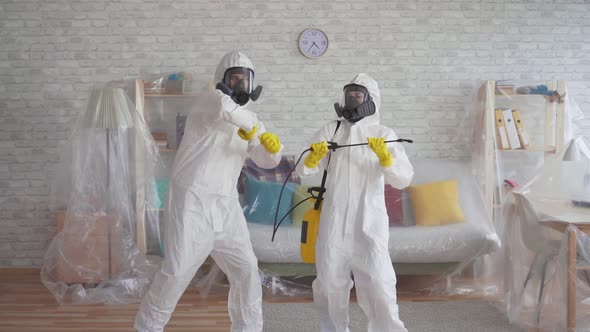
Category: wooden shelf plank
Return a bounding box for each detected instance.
[495,94,551,101]
[499,146,556,153]
[145,92,200,97]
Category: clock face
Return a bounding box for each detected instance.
[299,28,328,58]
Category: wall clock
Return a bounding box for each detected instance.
[298,28,329,58]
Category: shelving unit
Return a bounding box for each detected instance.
[134,79,197,255]
[481,80,567,221]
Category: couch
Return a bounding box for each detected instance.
[240,157,501,277]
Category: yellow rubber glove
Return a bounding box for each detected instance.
[304,141,329,168]
[368,137,393,167]
[259,132,281,154]
[237,125,258,141]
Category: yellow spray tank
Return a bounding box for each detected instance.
[299,180,327,264]
[300,197,323,264]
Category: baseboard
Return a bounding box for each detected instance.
[0,268,40,275]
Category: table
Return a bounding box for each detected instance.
[540,221,590,332]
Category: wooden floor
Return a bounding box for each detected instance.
[0,269,493,332]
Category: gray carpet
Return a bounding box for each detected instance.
[262,301,524,332]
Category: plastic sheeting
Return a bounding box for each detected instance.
[42,76,506,307]
[499,137,590,330]
[147,87,504,300]
[42,76,586,326]
[43,84,164,304]
[217,80,509,301]
[469,80,583,249]
[237,159,501,299]
[470,80,584,226]
[132,73,209,257]
[468,80,589,330]
[228,151,502,296]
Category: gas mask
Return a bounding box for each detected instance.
[334,84,376,123]
[216,67,263,106]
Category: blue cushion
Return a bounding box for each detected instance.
[154,179,169,209]
[243,176,296,225]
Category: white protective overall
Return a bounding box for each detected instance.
[297,73,413,332]
[135,51,282,332]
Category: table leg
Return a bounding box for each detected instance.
[567,227,576,331]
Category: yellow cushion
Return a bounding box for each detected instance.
[408,179,465,226]
[291,185,314,227]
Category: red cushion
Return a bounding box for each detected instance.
[384,185,404,226]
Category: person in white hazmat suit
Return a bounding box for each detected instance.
[297,73,413,332]
[135,51,282,332]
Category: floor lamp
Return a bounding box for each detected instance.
[562,137,590,204]
[83,87,134,279]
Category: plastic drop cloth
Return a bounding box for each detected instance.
[44,76,589,314]
[468,80,588,330]
[130,72,210,260]
[43,84,165,304]
[470,80,584,227]
[499,137,590,331]
[229,153,502,299]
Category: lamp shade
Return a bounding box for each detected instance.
[82,87,134,129]
[563,136,590,162]
[559,137,590,201]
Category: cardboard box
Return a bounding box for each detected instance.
[151,132,167,142]
[495,86,516,95]
[165,80,192,94]
[53,211,120,284]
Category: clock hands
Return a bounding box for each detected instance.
[308,41,321,52]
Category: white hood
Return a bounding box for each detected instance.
[341,73,381,126]
[214,50,255,85]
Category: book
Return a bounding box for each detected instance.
[176,114,187,148]
[511,110,530,149]
[494,109,510,150]
[502,109,521,149]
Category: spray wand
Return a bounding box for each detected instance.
[271,138,413,241]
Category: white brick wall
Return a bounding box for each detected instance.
[1,0,589,267]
